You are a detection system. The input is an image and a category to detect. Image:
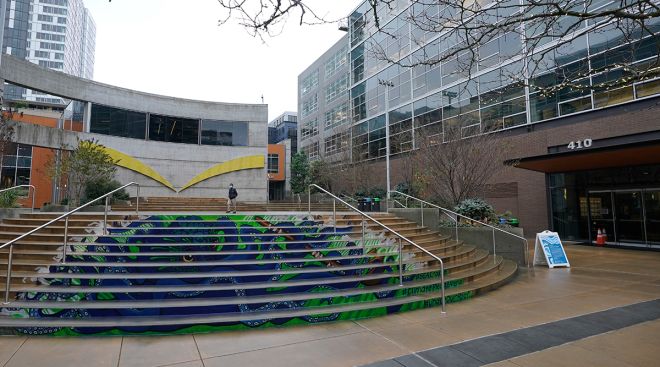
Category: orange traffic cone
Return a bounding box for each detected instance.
[596,228,605,246]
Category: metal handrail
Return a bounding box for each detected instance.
[0,185,36,213]
[389,190,529,267]
[309,184,446,313]
[2,182,140,304]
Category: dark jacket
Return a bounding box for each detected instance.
[229,187,238,199]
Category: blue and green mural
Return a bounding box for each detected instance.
[2,215,469,336]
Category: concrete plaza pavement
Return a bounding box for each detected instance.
[0,244,658,367]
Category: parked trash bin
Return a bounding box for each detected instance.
[373,197,381,212]
[358,198,366,211]
[364,197,372,212]
[508,218,519,227]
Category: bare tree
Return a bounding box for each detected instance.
[412,123,510,206]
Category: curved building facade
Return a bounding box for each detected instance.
[1,54,268,201]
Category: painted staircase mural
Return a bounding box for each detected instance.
[0,212,515,336]
[3,215,470,335]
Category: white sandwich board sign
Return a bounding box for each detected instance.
[534,230,570,268]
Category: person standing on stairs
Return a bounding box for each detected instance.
[227,183,238,213]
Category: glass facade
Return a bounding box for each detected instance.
[336,0,660,162]
[0,143,32,188]
[149,114,199,144]
[90,104,146,139]
[3,0,96,103]
[87,104,252,146]
[201,120,248,146]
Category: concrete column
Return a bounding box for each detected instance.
[83,102,92,132]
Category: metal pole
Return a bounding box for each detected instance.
[398,238,403,286]
[3,244,14,304]
[308,188,311,214]
[440,266,446,313]
[62,217,69,264]
[361,219,366,249]
[421,202,424,227]
[455,214,459,242]
[333,200,336,227]
[31,187,35,213]
[104,196,109,235]
[492,227,497,264]
[384,86,391,207]
[136,185,140,216]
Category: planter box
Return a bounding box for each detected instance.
[390,208,527,265]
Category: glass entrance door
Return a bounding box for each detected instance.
[614,191,645,244]
[588,189,658,247]
[644,190,660,247]
[588,191,615,245]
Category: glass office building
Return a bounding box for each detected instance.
[2,0,96,103]
[299,0,660,247]
[346,0,659,161]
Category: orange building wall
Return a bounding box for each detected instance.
[9,111,83,208]
[267,144,286,181]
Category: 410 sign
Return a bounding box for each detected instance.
[567,138,593,150]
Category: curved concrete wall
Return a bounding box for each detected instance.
[0,55,266,122]
[2,56,269,200]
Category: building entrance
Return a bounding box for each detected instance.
[588,189,660,247]
[548,163,660,249]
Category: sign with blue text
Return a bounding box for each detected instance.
[534,231,570,268]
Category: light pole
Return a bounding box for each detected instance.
[378,79,394,204]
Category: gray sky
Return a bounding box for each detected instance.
[85,0,357,121]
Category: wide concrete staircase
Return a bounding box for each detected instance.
[0,207,517,336]
[112,197,348,212]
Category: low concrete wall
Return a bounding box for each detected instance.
[0,208,31,220]
[390,208,527,265]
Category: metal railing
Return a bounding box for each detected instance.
[389,190,529,266]
[308,184,446,313]
[1,182,140,304]
[0,185,36,213]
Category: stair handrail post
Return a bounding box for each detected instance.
[136,185,140,216]
[421,201,424,227]
[62,216,69,264]
[389,190,529,267]
[3,244,14,304]
[308,188,311,215]
[361,219,366,249]
[333,200,336,226]
[309,184,446,313]
[103,196,109,235]
[492,227,497,264]
[0,185,37,213]
[30,186,35,213]
[398,237,403,286]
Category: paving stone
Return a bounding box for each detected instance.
[362,359,404,367]
[418,346,482,367]
[578,307,649,330]
[452,335,532,364]
[393,354,435,367]
[621,299,660,320]
[535,317,612,342]
[500,326,569,352]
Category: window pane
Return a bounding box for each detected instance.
[201,120,248,146]
[149,115,199,144]
[90,104,147,139]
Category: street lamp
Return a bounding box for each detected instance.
[378,79,394,204]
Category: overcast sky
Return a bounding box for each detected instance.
[84,0,358,121]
